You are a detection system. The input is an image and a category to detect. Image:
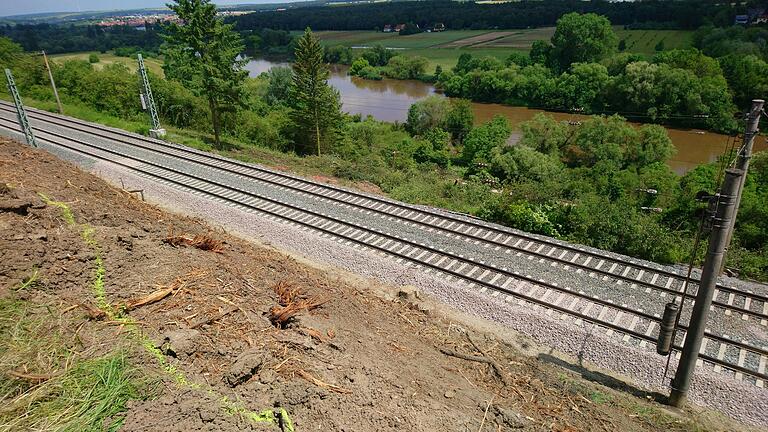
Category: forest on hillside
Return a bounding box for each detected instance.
[233,0,760,31]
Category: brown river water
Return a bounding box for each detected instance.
[246,59,767,174]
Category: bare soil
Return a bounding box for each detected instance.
[0,138,754,431]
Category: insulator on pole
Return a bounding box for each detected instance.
[4,68,37,147]
[656,302,679,355]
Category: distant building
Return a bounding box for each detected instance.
[433,23,446,32]
[735,14,749,25]
[756,14,768,24]
[394,24,406,32]
[383,24,392,32]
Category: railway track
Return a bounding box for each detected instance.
[1,103,767,385]
[2,102,767,323]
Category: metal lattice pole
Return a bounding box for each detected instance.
[137,54,165,138]
[4,68,37,147]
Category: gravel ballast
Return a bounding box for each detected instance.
[1,110,764,351]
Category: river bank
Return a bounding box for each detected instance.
[245,59,766,175]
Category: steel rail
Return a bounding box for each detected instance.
[1,102,766,318]
[3,116,766,382]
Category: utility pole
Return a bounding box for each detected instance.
[137,54,165,139]
[4,68,37,147]
[668,168,743,408]
[722,99,764,267]
[41,50,63,114]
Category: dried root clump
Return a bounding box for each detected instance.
[268,280,327,328]
[164,228,224,253]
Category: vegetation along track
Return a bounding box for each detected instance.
[1,101,767,385]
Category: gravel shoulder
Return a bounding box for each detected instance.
[1,139,761,431]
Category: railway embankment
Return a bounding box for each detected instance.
[2,138,761,430]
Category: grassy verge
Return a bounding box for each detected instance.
[50,51,165,77]
[0,298,149,431]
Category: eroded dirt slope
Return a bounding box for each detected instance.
[0,138,751,431]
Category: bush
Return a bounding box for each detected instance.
[88,53,100,63]
[384,55,428,80]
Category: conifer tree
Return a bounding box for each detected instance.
[289,28,341,156]
[162,0,247,149]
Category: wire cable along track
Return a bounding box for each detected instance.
[1,104,767,385]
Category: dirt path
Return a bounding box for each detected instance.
[0,138,755,431]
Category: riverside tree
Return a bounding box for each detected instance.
[162,0,248,149]
[549,13,618,71]
[289,28,341,156]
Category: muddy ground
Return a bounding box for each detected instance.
[0,138,755,431]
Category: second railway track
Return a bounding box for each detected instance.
[1,105,768,385]
[2,101,767,324]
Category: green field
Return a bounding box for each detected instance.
[317,30,492,49]
[316,27,695,70]
[614,28,694,55]
[50,52,165,76]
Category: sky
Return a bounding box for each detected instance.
[1,1,299,17]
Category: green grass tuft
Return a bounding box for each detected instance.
[15,268,40,290]
[0,300,149,432]
[38,193,76,225]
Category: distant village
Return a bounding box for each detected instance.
[735,5,768,25]
[382,23,445,33]
[95,10,252,29]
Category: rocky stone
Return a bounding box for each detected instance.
[158,329,200,358]
[224,348,267,387]
[493,405,527,429]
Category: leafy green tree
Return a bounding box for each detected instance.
[461,115,511,165]
[517,113,569,155]
[454,53,474,74]
[529,40,552,66]
[566,115,635,169]
[629,124,676,168]
[490,145,563,183]
[602,52,644,75]
[433,65,443,79]
[481,202,560,237]
[444,99,474,143]
[557,62,610,112]
[265,66,293,105]
[349,57,371,76]
[719,54,768,108]
[385,55,428,80]
[618,39,627,52]
[361,45,394,67]
[550,13,618,72]
[289,28,342,155]
[406,95,449,136]
[162,0,248,149]
[505,52,531,68]
[653,49,722,78]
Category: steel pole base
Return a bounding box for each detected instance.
[149,128,166,139]
[668,388,686,408]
